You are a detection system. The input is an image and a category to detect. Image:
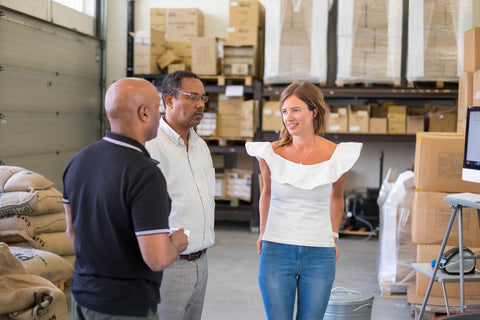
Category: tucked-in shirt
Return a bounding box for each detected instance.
[146,117,215,254]
[245,141,362,247]
[62,131,171,317]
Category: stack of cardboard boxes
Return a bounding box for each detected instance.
[336,0,403,85]
[411,132,480,301]
[458,27,480,133]
[223,0,265,77]
[134,8,204,74]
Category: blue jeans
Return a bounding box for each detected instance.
[259,241,336,320]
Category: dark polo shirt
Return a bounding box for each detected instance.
[62,131,171,317]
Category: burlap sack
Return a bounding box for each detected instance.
[8,246,73,288]
[0,188,64,217]
[0,212,67,243]
[3,170,54,193]
[61,254,76,268]
[14,232,74,256]
[0,242,26,276]
[0,166,25,188]
[0,274,67,319]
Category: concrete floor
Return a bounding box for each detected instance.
[65,220,414,319]
[202,221,413,320]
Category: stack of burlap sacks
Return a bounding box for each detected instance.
[0,166,73,317]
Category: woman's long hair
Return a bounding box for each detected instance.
[276,81,327,149]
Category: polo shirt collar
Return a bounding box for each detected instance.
[103,132,156,161]
[159,117,197,146]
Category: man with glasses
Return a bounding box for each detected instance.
[146,71,215,320]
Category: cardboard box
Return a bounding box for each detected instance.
[229,0,265,28]
[157,50,181,69]
[196,112,216,137]
[458,72,474,122]
[227,26,260,46]
[369,118,387,133]
[406,115,425,134]
[414,132,480,193]
[240,100,258,138]
[415,244,480,298]
[215,173,227,198]
[191,37,223,75]
[167,63,186,73]
[226,168,253,202]
[426,104,457,132]
[165,41,192,68]
[165,8,204,42]
[262,100,282,131]
[150,8,166,32]
[223,45,258,76]
[474,69,480,106]
[411,190,480,246]
[348,104,370,133]
[464,27,480,73]
[328,107,348,132]
[218,95,243,115]
[217,114,240,137]
[133,29,165,74]
[387,106,406,133]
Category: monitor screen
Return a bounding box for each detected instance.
[462,106,480,183]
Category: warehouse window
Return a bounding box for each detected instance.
[53,0,95,17]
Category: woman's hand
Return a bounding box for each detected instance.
[257,234,263,254]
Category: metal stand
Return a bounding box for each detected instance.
[416,193,480,320]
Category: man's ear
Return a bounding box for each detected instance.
[163,94,174,109]
[138,104,149,123]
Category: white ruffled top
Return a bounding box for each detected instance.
[245,141,362,247]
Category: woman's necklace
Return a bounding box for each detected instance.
[293,137,316,165]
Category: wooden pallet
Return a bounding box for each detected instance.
[336,80,401,88]
[339,227,376,237]
[407,81,458,89]
[201,75,255,86]
[408,284,480,320]
[202,136,253,146]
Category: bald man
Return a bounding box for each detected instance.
[63,78,188,319]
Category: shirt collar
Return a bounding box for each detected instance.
[103,131,158,164]
[159,117,198,146]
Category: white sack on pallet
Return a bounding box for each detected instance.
[377,170,416,293]
[2,170,54,193]
[263,0,329,84]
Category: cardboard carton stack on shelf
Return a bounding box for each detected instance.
[410,132,480,301]
[213,154,253,203]
[224,0,265,77]
[134,8,205,74]
[263,0,329,84]
[407,0,475,84]
[458,27,480,133]
[336,0,403,86]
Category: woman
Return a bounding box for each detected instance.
[245,81,362,319]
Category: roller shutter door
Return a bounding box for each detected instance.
[0,7,102,188]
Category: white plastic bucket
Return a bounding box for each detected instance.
[324,287,374,320]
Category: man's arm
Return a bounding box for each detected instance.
[137,229,188,271]
[64,203,75,249]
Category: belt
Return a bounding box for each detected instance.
[179,249,207,262]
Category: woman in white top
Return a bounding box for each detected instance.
[246,82,362,319]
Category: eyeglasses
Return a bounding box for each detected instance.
[169,90,208,104]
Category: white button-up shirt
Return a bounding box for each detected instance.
[146,117,215,254]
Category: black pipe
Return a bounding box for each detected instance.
[127,0,135,76]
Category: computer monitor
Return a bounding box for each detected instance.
[462,106,480,183]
